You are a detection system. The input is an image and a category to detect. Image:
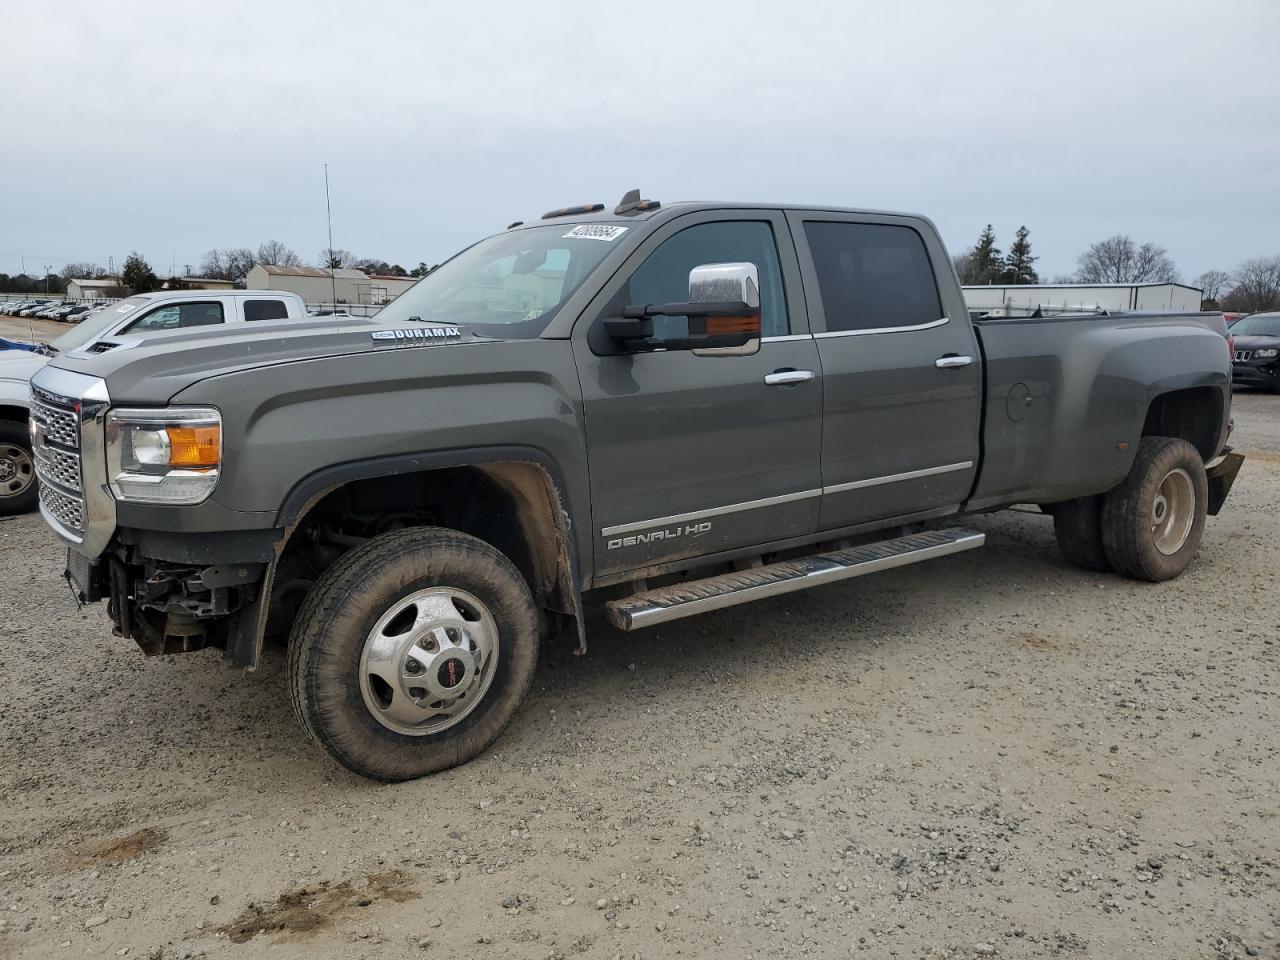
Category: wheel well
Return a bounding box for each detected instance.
[0,404,29,426]
[269,462,578,640]
[1142,388,1221,460]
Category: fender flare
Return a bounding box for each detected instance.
[236,445,588,668]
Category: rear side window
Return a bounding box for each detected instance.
[243,299,289,322]
[804,222,942,333]
[125,301,226,333]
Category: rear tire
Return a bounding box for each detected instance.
[0,420,38,516]
[1053,495,1110,572]
[1101,437,1207,582]
[288,527,539,781]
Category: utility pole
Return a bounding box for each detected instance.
[324,163,338,308]
[44,265,51,296]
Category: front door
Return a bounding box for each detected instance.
[574,211,822,578]
[787,212,982,530]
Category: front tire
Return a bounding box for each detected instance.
[288,527,539,781]
[1101,437,1208,582]
[0,421,38,516]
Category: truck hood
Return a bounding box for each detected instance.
[0,347,49,382]
[41,318,500,405]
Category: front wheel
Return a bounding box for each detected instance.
[288,527,539,781]
[0,421,38,516]
[1101,437,1208,582]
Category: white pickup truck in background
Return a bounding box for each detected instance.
[0,290,312,515]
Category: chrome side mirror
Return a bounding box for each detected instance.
[689,262,761,357]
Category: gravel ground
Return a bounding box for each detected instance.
[1,393,1277,960]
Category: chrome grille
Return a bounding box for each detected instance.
[1234,350,1252,362]
[31,397,79,449]
[33,443,81,491]
[39,482,84,530]
[30,390,85,532]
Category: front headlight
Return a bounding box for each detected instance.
[1254,348,1279,359]
[105,407,222,504]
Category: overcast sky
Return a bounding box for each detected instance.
[3,0,1278,283]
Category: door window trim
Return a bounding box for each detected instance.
[813,316,950,339]
[786,210,966,337]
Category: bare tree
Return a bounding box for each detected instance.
[318,247,355,270]
[1075,234,1179,283]
[224,247,257,282]
[200,248,232,280]
[1222,256,1280,313]
[257,240,300,267]
[59,262,106,281]
[1194,269,1231,305]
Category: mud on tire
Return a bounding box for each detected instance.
[1101,437,1208,582]
[288,526,539,781]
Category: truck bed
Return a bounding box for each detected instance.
[967,311,1231,510]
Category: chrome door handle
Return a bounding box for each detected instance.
[935,355,973,369]
[764,369,815,386]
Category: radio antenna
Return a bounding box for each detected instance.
[324,163,338,309]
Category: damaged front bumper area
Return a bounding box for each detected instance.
[66,543,270,665]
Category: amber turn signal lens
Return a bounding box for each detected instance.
[706,315,761,336]
[166,425,221,468]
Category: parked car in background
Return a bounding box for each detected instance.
[17,301,55,317]
[1,289,356,515]
[1230,312,1280,392]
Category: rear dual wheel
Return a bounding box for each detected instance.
[1054,437,1207,582]
[288,527,539,781]
[1101,437,1207,582]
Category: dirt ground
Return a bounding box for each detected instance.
[0,393,1276,960]
[0,315,68,345]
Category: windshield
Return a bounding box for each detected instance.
[49,297,150,352]
[1231,314,1280,337]
[375,223,630,337]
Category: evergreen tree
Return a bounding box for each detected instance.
[1001,226,1039,284]
[121,252,158,294]
[961,225,1003,285]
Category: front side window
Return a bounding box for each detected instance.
[609,221,788,339]
[125,301,225,333]
[375,224,624,338]
[804,222,941,333]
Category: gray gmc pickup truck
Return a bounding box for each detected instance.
[30,192,1244,780]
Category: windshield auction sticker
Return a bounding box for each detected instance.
[562,225,629,242]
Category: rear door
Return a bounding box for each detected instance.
[787,212,982,530]
[573,210,822,578]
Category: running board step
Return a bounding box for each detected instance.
[606,527,985,631]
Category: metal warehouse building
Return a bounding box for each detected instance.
[963,282,1203,314]
[245,265,416,305]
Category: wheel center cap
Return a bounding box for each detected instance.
[437,657,467,688]
[1153,496,1168,523]
[0,458,13,482]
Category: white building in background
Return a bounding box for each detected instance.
[963,282,1203,315]
[245,265,416,305]
[65,278,121,299]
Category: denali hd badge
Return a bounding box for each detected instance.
[372,326,462,342]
